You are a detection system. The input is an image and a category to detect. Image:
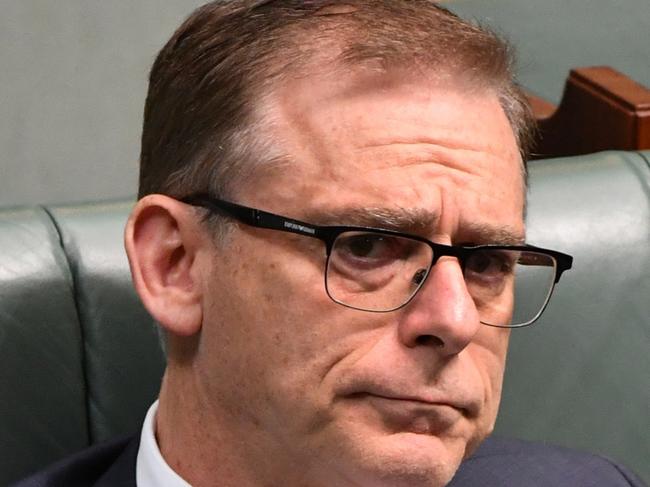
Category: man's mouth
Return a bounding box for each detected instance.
[344,391,469,435]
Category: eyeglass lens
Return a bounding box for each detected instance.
[325,231,558,328]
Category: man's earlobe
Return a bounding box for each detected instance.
[125,194,205,337]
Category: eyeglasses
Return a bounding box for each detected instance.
[181,194,573,328]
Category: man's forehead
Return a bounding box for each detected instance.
[264,65,521,166]
[244,65,525,240]
[259,78,522,181]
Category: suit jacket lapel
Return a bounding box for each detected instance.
[94,436,140,487]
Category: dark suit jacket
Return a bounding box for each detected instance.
[11,436,647,487]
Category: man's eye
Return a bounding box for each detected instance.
[337,234,393,260]
[465,250,515,278]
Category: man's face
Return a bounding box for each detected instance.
[196,68,524,486]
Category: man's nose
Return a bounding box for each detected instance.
[397,257,481,355]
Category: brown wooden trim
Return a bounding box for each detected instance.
[526,93,556,120]
[526,66,650,159]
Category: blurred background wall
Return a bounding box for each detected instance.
[0,1,204,207]
[2,0,649,207]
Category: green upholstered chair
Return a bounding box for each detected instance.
[495,151,650,484]
[1,151,649,485]
[0,201,164,485]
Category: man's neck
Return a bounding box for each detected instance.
[156,367,327,487]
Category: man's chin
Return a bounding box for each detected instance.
[318,428,470,487]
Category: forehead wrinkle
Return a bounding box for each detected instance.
[358,136,492,156]
[354,138,526,217]
[355,139,518,177]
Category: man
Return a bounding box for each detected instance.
[14,1,646,486]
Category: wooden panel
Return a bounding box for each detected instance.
[527,66,650,159]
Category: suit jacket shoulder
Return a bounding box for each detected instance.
[449,437,647,487]
[11,435,646,487]
[10,435,139,487]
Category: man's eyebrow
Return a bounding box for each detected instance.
[303,206,439,234]
[462,222,526,246]
[301,207,525,245]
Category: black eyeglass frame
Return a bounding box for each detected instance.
[181,194,573,327]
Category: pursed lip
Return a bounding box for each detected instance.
[339,383,480,418]
[343,390,471,435]
[349,392,466,413]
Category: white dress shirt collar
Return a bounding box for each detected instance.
[136,401,192,487]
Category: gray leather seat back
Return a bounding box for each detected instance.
[0,207,88,484]
[0,201,164,485]
[496,151,650,483]
[49,202,165,445]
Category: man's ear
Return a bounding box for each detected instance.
[125,194,205,337]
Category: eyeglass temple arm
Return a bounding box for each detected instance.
[531,246,573,284]
[182,194,326,240]
[525,245,573,283]
[554,257,573,282]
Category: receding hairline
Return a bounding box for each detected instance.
[237,11,530,186]
[240,56,527,200]
[139,0,533,202]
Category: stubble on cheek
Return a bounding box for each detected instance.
[461,332,510,458]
